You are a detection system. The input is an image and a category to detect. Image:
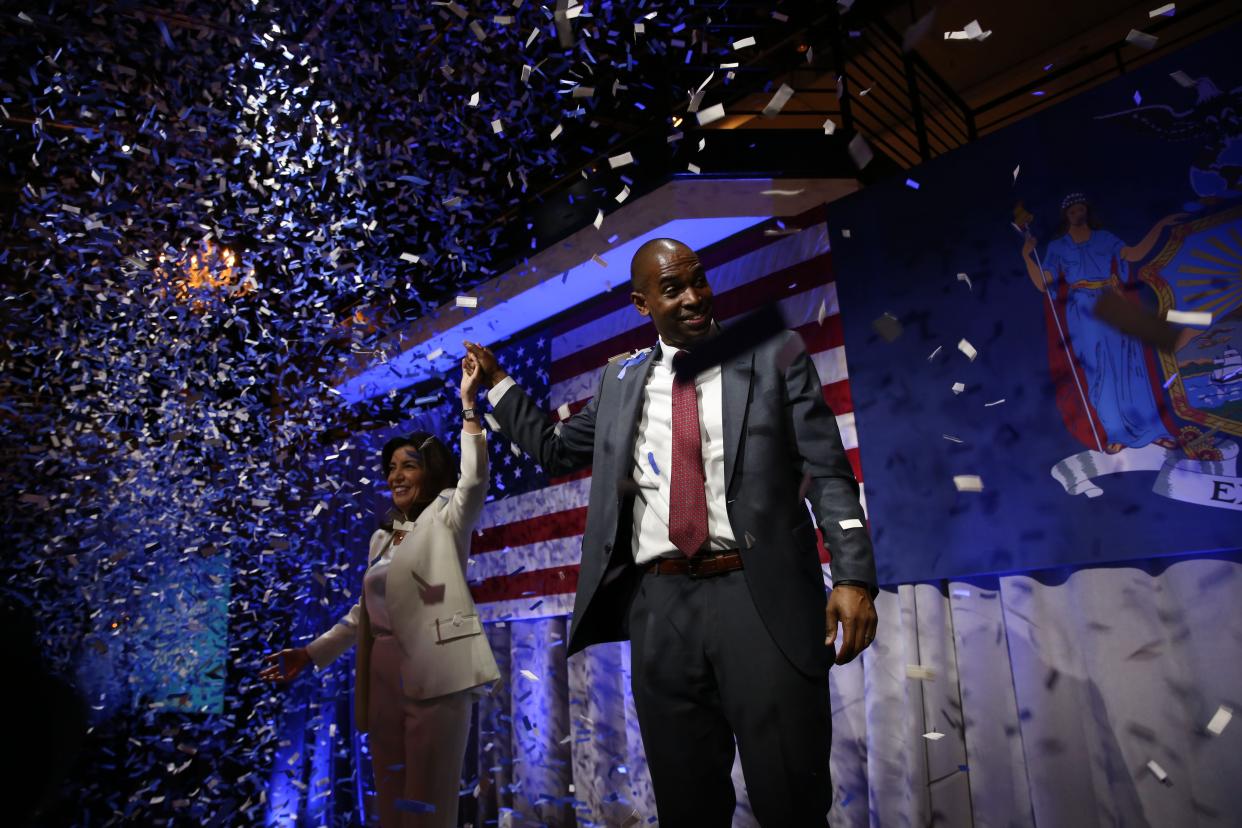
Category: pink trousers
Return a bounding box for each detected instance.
[367,635,473,828]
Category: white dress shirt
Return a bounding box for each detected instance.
[630,338,736,563]
[488,337,736,566]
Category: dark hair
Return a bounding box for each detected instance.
[380,430,458,499]
[1057,201,1104,236]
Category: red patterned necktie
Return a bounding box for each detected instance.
[668,351,709,557]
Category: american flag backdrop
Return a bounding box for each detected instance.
[466,216,864,623]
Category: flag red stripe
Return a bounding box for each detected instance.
[822,377,854,416]
[472,506,589,554]
[470,565,580,604]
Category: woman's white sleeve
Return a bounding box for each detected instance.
[305,601,361,669]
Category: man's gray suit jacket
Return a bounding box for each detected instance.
[490,330,877,677]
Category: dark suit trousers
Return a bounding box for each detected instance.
[627,565,833,827]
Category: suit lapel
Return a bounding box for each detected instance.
[722,351,753,491]
[613,347,656,463]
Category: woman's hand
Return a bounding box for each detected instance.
[461,353,484,401]
[1021,234,1037,258]
[463,341,509,389]
[259,648,311,683]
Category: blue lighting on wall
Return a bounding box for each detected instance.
[336,216,765,404]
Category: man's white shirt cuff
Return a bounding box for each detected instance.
[487,376,517,406]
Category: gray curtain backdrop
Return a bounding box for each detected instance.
[471,553,1242,827]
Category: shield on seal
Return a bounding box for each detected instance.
[1139,205,1242,444]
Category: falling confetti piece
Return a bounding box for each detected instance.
[1146,759,1169,782]
[557,403,571,421]
[1206,705,1232,735]
[957,272,972,290]
[906,664,936,680]
[608,152,634,169]
[455,296,478,308]
[1126,29,1158,50]
[1149,3,1176,16]
[696,103,726,126]
[1167,310,1212,326]
[519,669,540,682]
[848,134,874,169]
[839,518,864,530]
[943,434,964,443]
[984,398,1006,407]
[944,20,991,41]
[872,313,903,342]
[952,382,966,394]
[822,118,837,135]
[732,36,757,49]
[957,338,978,361]
[762,83,796,117]
[923,731,945,741]
[954,475,984,492]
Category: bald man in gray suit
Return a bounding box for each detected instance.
[465,237,878,826]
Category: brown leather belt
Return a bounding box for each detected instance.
[647,550,744,579]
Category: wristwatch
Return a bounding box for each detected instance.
[462,408,478,422]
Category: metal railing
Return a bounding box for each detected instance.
[836,16,975,168]
[837,0,1240,169]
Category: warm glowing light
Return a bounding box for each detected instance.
[157,240,256,306]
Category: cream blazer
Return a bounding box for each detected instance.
[306,430,500,732]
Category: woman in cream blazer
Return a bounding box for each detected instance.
[262,355,500,828]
